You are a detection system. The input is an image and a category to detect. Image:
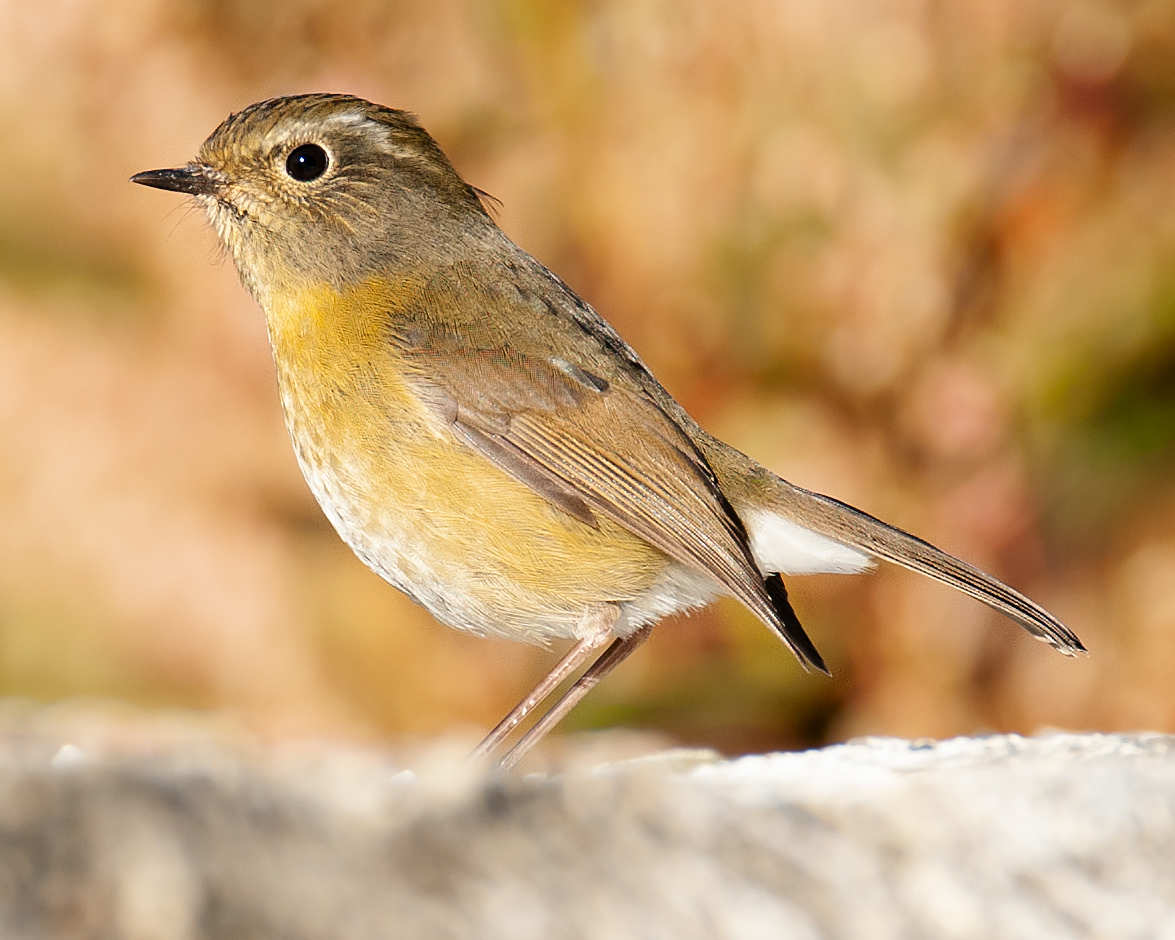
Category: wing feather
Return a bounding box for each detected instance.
[394,313,826,671]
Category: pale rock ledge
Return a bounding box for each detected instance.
[0,707,1171,939]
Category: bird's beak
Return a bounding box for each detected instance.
[131,165,223,196]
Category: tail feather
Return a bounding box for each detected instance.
[772,483,1085,656]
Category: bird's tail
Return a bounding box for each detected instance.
[774,482,1084,654]
[697,436,1086,656]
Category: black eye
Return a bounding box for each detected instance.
[285,143,328,182]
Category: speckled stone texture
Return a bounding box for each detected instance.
[0,712,1171,939]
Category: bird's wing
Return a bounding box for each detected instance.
[389,270,826,671]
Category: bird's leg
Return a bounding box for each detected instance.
[471,604,619,763]
[497,622,655,771]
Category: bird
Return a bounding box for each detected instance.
[132,94,1084,768]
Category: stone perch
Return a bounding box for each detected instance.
[0,709,1170,939]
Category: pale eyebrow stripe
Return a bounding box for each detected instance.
[323,109,370,129]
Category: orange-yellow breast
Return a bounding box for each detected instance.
[262,278,698,643]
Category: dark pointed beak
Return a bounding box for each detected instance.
[131,165,223,196]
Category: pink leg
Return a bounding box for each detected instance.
[471,605,618,764]
[497,622,655,771]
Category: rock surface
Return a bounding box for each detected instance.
[0,708,1171,939]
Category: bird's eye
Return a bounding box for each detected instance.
[285,144,329,182]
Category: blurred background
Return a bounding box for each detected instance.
[0,0,1172,756]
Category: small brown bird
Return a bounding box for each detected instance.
[133,94,1084,767]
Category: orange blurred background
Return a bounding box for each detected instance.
[0,0,1172,755]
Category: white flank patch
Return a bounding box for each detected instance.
[745,511,875,575]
